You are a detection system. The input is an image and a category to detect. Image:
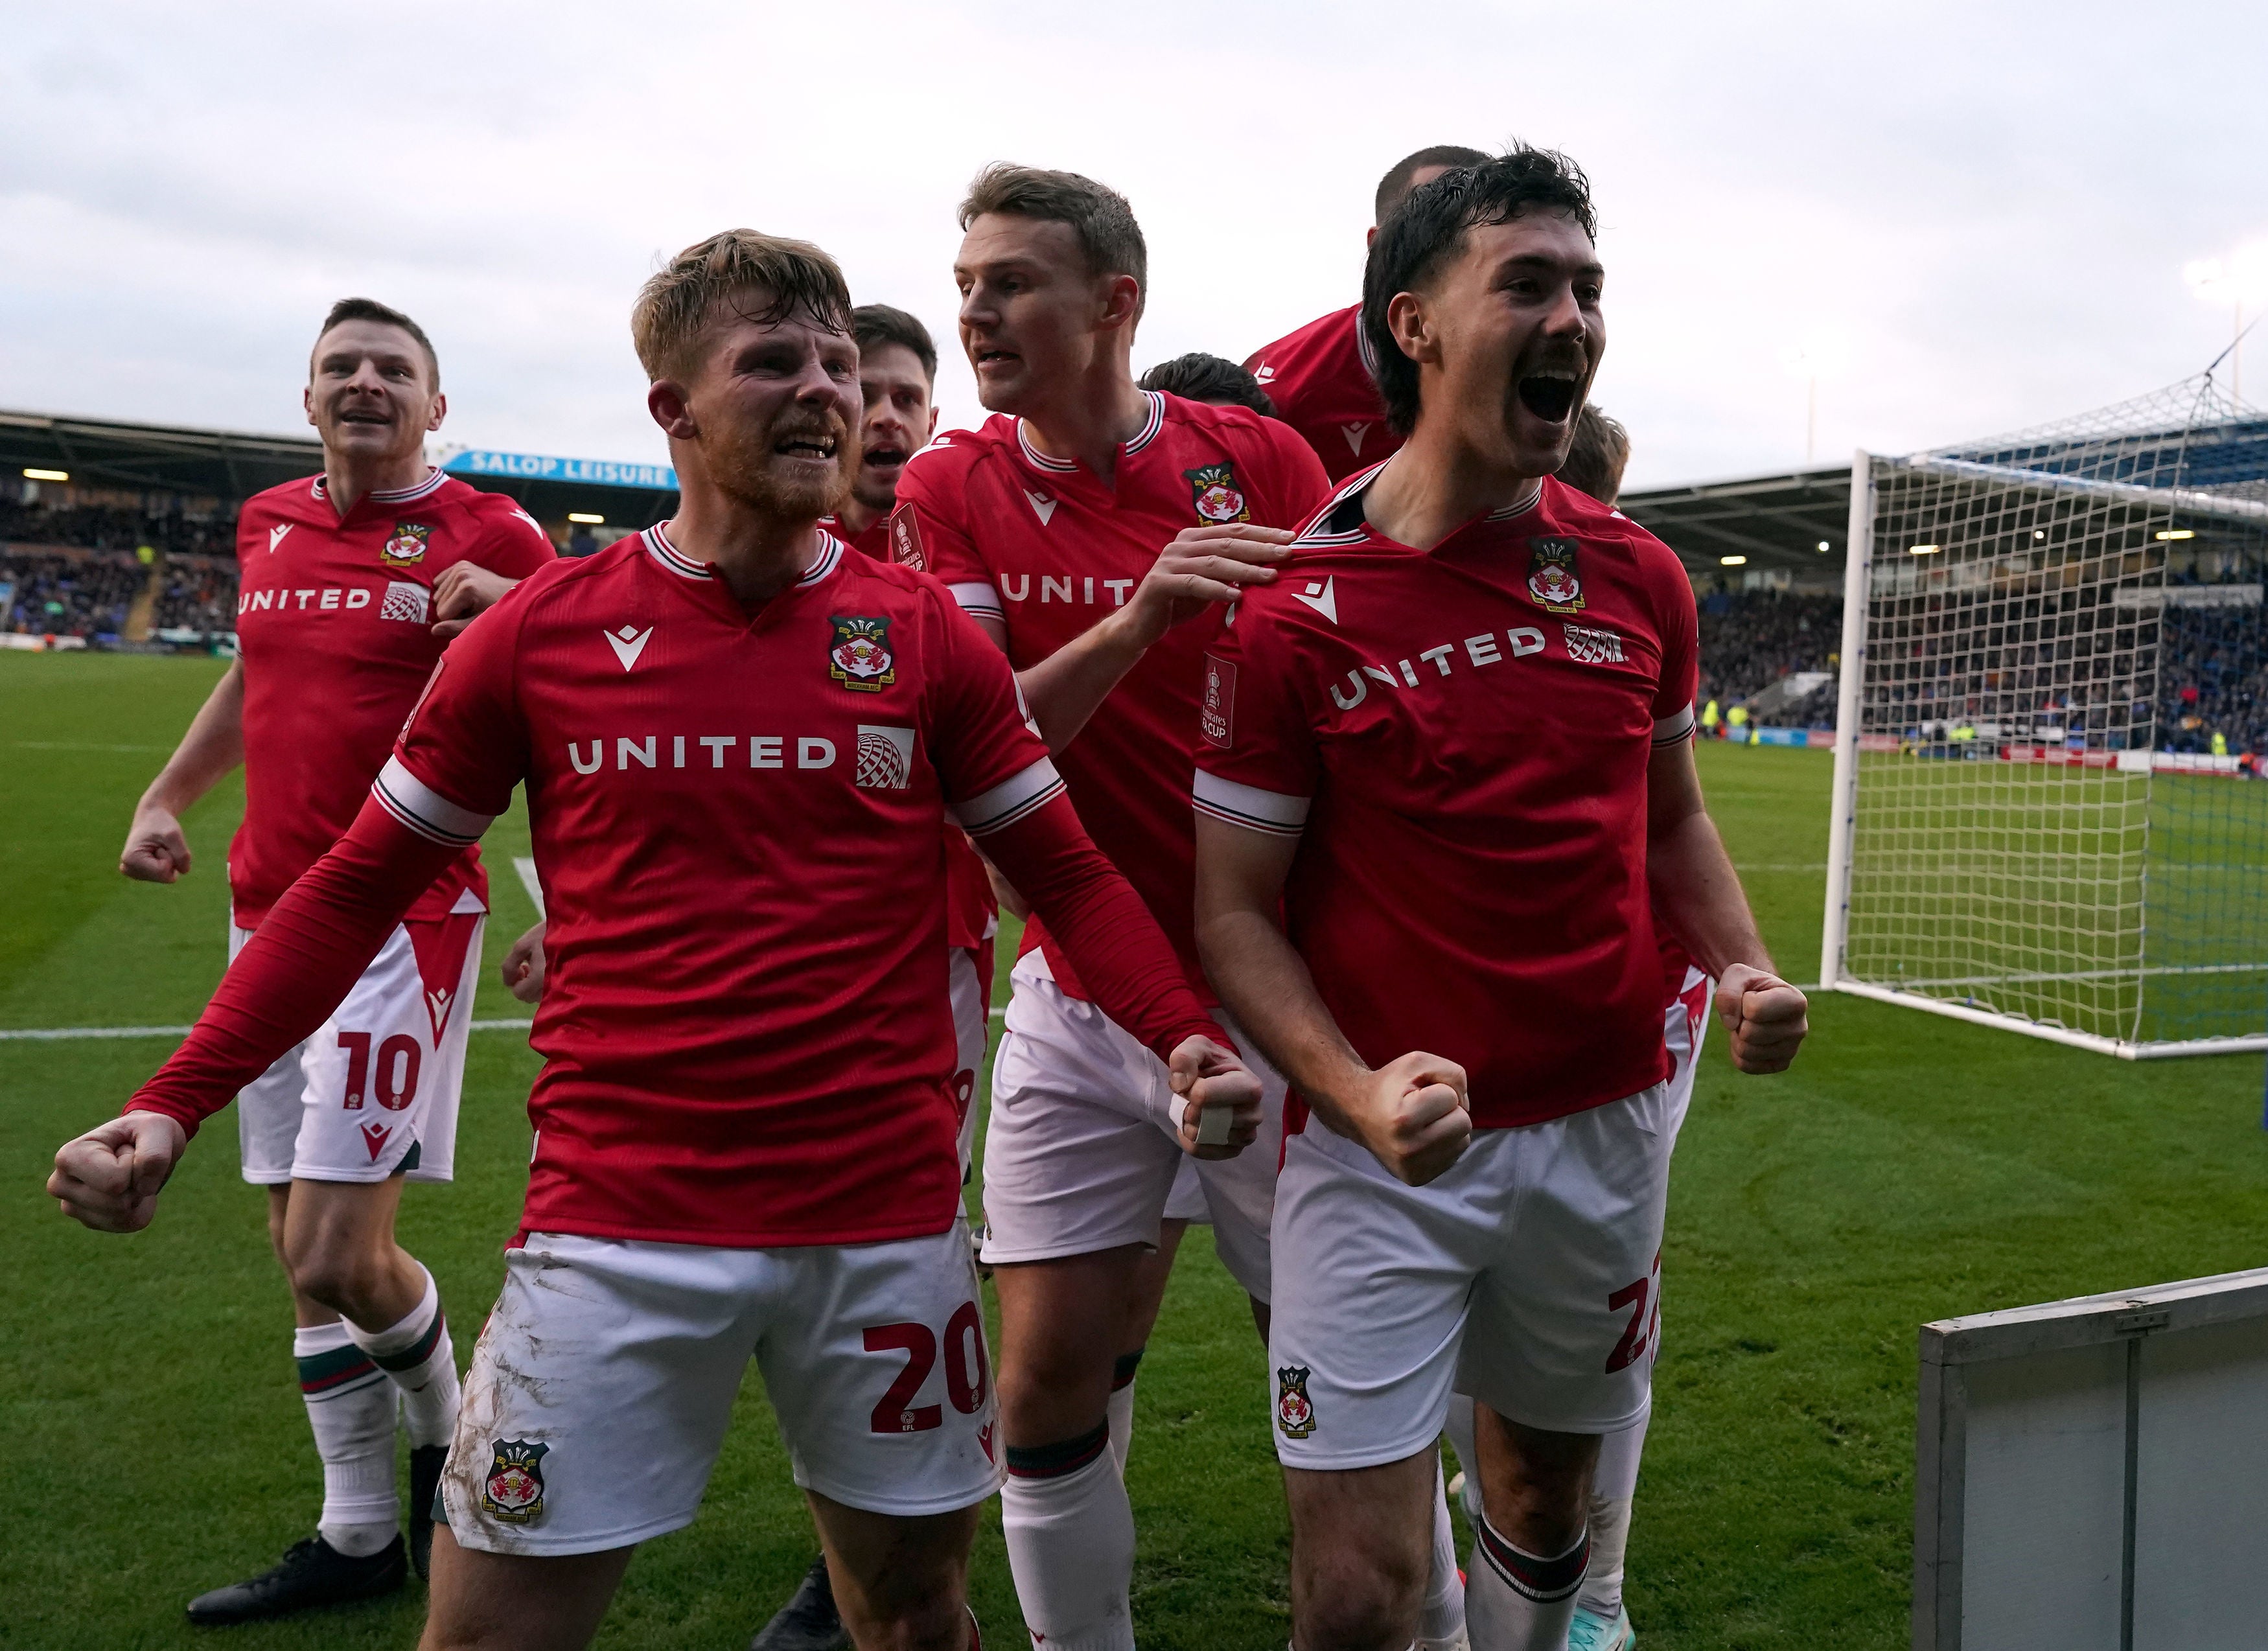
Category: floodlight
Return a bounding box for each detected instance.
[2155,529,2195,540]
[1720,554,1747,566]
[1909,544,1942,555]
[567,512,605,525]
[1816,540,1831,551]
[23,467,68,481]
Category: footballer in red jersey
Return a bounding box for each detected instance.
[54,231,1257,1651]
[1244,144,1487,483]
[1195,152,1809,1650]
[102,297,553,1622]
[888,163,1329,1651]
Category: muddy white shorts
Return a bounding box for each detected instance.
[979,950,1281,1301]
[949,945,988,1178]
[1267,1082,1676,1471]
[442,1225,1002,1554]
[231,906,484,1185]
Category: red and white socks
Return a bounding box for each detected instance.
[1577,1403,1649,1622]
[345,1263,459,1449]
[292,1321,397,1556]
[1465,1515,1589,1650]
[1001,1420,1135,1651]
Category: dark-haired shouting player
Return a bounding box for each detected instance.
[890,165,1330,1649]
[1245,144,1488,483]
[108,296,553,1622]
[1195,153,1807,1650]
[54,229,1259,1651]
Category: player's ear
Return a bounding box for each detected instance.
[303,382,318,427]
[426,391,448,433]
[1387,290,1436,367]
[1098,273,1141,334]
[647,379,698,441]
[924,406,938,441]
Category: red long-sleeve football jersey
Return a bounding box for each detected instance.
[229,469,555,925]
[135,526,1218,1248]
[888,390,1331,992]
[1245,305,1400,484]
[1194,470,1699,1129]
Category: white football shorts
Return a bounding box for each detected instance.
[980,950,1280,1300]
[1163,1155,1209,1224]
[441,1226,1001,1554]
[1268,1081,1676,1471]
[948,945,987,1178]
[230,904,485,1185]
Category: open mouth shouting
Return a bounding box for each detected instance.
[1514,365,1584,424]
[773,429,841,464]
[861,444,908,478]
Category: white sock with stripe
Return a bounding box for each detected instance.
[1000,1425,1135,1651]
[344,1264,458,1449]
[294,1321,397,1556]
[1465,1515,1588,1651]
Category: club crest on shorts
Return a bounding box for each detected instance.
[828,615,896,692]
[1525,537,1585,613]
[481,1438,549,1524]
[1185,463,1251,525]
[380,522,432,567]
[1275,1365,1316,1438]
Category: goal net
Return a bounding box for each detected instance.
[1822,375,2268,1056]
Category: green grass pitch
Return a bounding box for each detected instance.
[3,651,2264,1649]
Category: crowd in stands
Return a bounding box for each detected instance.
[2160,598,2267,756]
[3,551,148,638]
[0,498,238,559]
[1696,588,1842,724]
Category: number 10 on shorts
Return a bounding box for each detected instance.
[864,1300,989,1433]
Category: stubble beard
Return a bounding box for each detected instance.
[707,415,859,524]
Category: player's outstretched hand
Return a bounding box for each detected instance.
[120,803,191,883]
[49,1112,187,1233]
[1166,1035,1264,1160]
[430,563,522,640]
[1346,1052,1471,1186]
[501,920,547,1004]
[1124,524,1294,643]
[1716,964,1809,1074]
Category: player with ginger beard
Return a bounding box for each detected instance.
[887,162,1332,1650]
[51,229,1260,1651]
[99,296,553,1624]
[1245,144,1488,483]
[1194,152,1808,1651]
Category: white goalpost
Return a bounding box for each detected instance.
[1821,378,2268,1057]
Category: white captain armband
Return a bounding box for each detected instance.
[1191,769,1310,838]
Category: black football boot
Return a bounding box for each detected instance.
[748,1556,850,1651]
[409,1444,449,1581]
[185,1534,407,1624]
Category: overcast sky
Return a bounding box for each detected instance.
[3,0,2261,492]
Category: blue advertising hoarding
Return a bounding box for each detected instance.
[444,450,678,491]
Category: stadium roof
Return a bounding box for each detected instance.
[0,410,678,527]
[1619,462,1853,580]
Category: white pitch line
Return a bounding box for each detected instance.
[513,857,546,918]
[8,740,171,752]
[3,1019,535,1043]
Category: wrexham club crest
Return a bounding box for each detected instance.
[1525,536,1586,613]
[1185,463,1250,525]
[480,1438,549,1524]
[828,615,896,693]
[380,522,432,567]
[1275,1365,1317,1439]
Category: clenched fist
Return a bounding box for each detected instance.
[1715,964,1809,1074]
[50,1112,189,1232]
[1166,1035,1264,1159]
[1339,1051,1472,1186]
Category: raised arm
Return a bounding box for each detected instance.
[1011,523,1293,750]
[1193,812,1470,1185]
[50,776,479,1233]
[1645,735,1808,1072]
[121,658,246,883]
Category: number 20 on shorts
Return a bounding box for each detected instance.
[864,1300,989,1433]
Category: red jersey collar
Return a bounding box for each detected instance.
[1295,461,1547,550]
[308,467,448,508]
[640,521,846,589]
[1014,390,1166,476]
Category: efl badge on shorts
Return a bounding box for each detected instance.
[1275,1365,1317,1439]
[889,505,927,572]
[480,1438,549,1524]
[1525,537,1585,613]
[380,522,432,567]
[1185,463,1251,525]
[828,615,896,692]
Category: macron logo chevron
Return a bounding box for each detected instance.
[1252,362,1276,384]
[1023,489,1058,527]
[604,625,653,671]
[1291,576,1339,625]
[1341,423,1369,456]
[268,524,292,553]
